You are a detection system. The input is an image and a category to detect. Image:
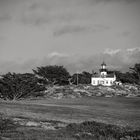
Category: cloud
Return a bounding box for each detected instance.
[124,48,140,64]
[0,0,140,74]
[29,48,140,73]
[53,24,110,36]
[48,52,69,58]
[94,24,110,30]
[53,25,90,36]
[103,48,140,66]
[127,48,140,53]
[20,3,50,26]
[104,48,121,56]
[0,14,11,22]
[0,47,139,74]
[18,0,124,27]
[103,48,140,69]
[2,0,138,27]
[91,0,139,4]
[19,1,77,26]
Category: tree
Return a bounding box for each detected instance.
[0,73,45,100]
[119,72,136,84]
[109,70,137,84]
[130,63,140,84]
[33,65,70,85]
[71,71,92,85]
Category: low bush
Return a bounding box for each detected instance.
[66,121,140,140]
[0,114,16,135]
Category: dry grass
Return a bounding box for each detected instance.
[0,97,140,128]
[0,97,140,140]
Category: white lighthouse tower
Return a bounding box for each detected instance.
[100,62,107,77]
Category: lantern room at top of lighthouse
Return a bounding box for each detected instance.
[100,62,107,77]
[101,62,106,70]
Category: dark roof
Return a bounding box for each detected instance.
[100,69,107,72]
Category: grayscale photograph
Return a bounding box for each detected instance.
[0,0,140,139]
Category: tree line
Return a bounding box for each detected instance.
[0,63,140,100]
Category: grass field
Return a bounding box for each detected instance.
[0,97,140,128]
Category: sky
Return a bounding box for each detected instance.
[0,0,140,74]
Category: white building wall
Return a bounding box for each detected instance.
[91,77,116,86]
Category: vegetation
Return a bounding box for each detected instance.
[70,63,140,85]
[0,114,140,140]
[0,73,45,100]
[0,114,16,134]
[130,63,140,84]
[113,71,137,84]
[33,65,70,85]
[0,96,140,139]
[0,64,139,139]
[1,97,140,128]
[108,63,140,84]
[66,121,140,140]
[71,71,92,85]
[0,63,139,100]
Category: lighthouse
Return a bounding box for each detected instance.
[100,62,107,77]
[91,62,116,86]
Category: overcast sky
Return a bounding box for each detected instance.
[0,0,140,74]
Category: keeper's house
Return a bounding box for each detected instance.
[91,62,116,86]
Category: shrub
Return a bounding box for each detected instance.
[0,114,16,134]
[66,121,140,139]
[33,65,70,85]
[0,73,45,100]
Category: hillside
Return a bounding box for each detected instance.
[0,84,140,139]
[42,84,140,99]
[0,96,140,140]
